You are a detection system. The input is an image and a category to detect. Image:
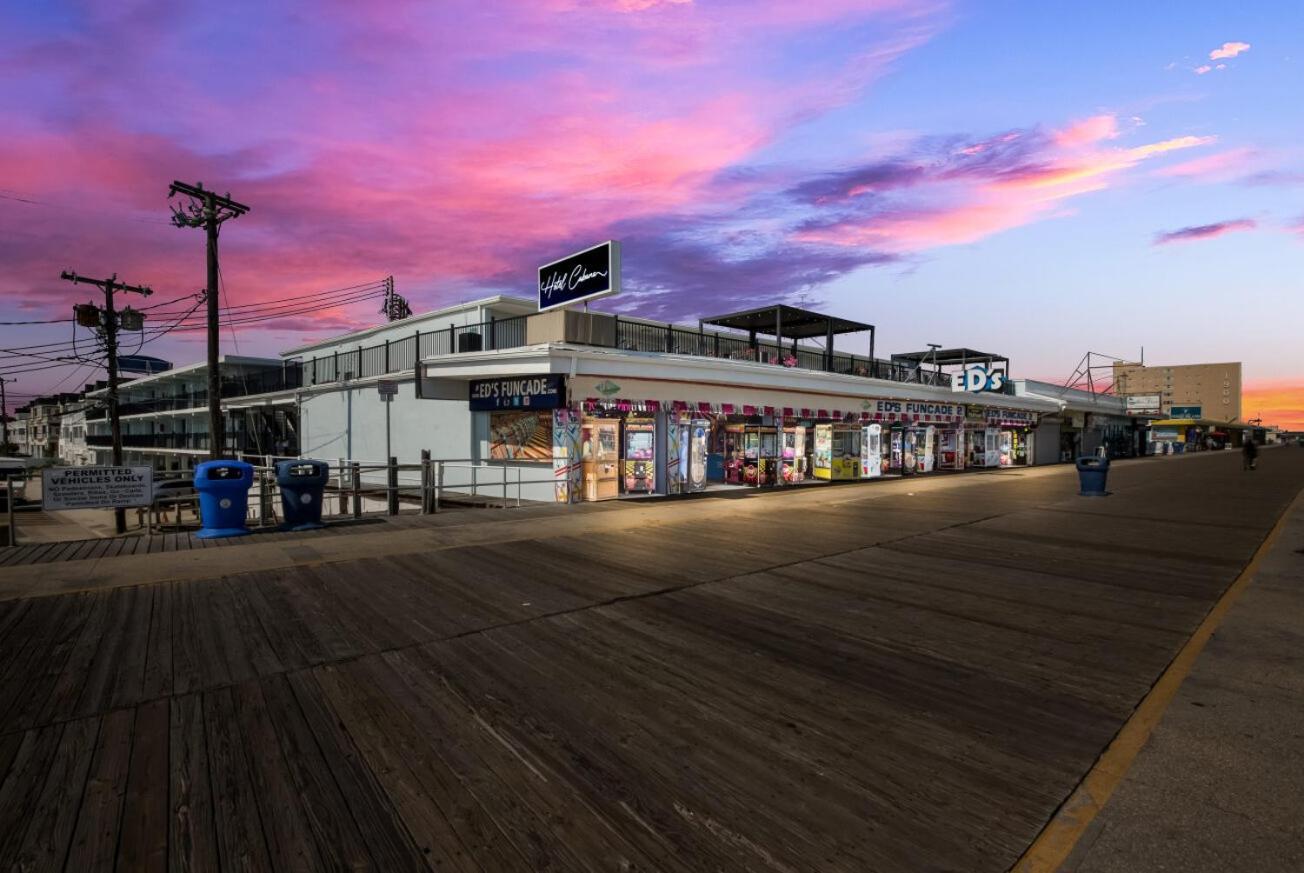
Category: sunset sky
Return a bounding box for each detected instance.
[2,2,1302,425]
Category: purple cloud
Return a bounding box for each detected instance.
[1153,218,1257,245]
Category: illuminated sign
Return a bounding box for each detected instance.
[537,241,621,312]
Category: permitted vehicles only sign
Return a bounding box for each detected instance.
[41,466,154,511]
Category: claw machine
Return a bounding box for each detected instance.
[722,424,746,484]
[676,418,709,493]
[743,426,778,486]
[813,424,859,480]
[623,417,656,493]
[916,426,936,473]
[938,429,963,470]
[861,423,882,478]
[582,419,620,501]
[781,425,806,483]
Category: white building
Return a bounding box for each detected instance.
[57,407,94,466]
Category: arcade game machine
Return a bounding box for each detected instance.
[582,419,620,501]
[623,417,656,493]
[916,426,937,473]
[722,424,746,484]
[900,428,917,476]
[687,419,709,492]
[938,429,962,470]
[746,426,779,486]
[860,423,882,478]
[816,424,860,480]
[781,426,806,483]
[983,428,1001,467]
[889,427,904,473]
[998,430,1013,467]
[813,424,833,480]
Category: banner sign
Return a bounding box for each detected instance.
[1125,394,1162,415]
[979,406,1037,424]
[874,400,962,418]
[42,465,153,511]
[1170,405,1202,419]
[470,374,566,411]
[538,241,621,312]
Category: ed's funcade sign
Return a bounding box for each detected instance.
[537,241,621,312]
[469,375,566,411]
[956,364,1005,393]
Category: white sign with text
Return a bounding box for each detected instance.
[42,466,154,511]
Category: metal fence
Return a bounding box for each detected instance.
[1,455,557,546]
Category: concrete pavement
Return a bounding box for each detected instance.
[1064,467,1304,872]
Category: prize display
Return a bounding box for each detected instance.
[813,424,860,480]
[781,426,806,483]
[581,419,620,501]
[677,418,710,493]
[860,424,882,478]
[623,418,655,493]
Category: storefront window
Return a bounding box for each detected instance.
[489,411,553,460]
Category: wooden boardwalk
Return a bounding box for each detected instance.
[0,451,1299,872]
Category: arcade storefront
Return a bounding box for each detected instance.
[963,405,1039,467]
[467,371,1042,504]
[571,381,969,499]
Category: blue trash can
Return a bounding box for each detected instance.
[1075,455,1110,497]
[194,460,254,538]
[276,459,329,531]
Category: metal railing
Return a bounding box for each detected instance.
[610,317,954,387]
[1,454,558,546]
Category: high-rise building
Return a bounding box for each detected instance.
[1112,361,1242,422]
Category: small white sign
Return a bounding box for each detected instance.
[1125,394,1162,415]
[42,466,154,511]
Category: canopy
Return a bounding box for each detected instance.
[699,304,873,340]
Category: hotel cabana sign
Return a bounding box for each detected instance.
[538,241,621,312]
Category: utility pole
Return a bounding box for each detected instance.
[0,377,14,452]
[168,181,249,460]
[61,270,152,534]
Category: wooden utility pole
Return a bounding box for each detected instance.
[61,270,152,533]
[168,181,249,460]
[0,377,14,451]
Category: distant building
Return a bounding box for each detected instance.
[58,407,93,466]
[1112,361,1242,423]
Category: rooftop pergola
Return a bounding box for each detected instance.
[698,304,876,369]
[891,347,1010,379]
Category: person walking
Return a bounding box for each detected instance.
[1242,437,1258,471]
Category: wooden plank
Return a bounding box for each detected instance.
[6,717,98,872]
[36,592,110,728]
[64,708,135,872]
[109,584,157,710]
[230,679,326,872]
[204,686,274,872]
[170,694,219,873]
[140,584,173,702]
[0,596,85,734]
[374,647,677,873]
[117,698,169,873]
[285,671,432,873]
[172,579,231,696]
[5,592,95,735]
[308,664,481,873]
[0,725,66,866]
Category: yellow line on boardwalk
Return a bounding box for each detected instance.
[1010,485,1303,873]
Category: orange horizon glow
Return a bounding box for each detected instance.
[1243,379,1304,431]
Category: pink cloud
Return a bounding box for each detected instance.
[1154,147,1256,180]
[1194,65,1213,75]
[1210,41,1250,60]
[1054,114,1119,148]
[1153,218,1256,245]
[796,125,1215,252]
